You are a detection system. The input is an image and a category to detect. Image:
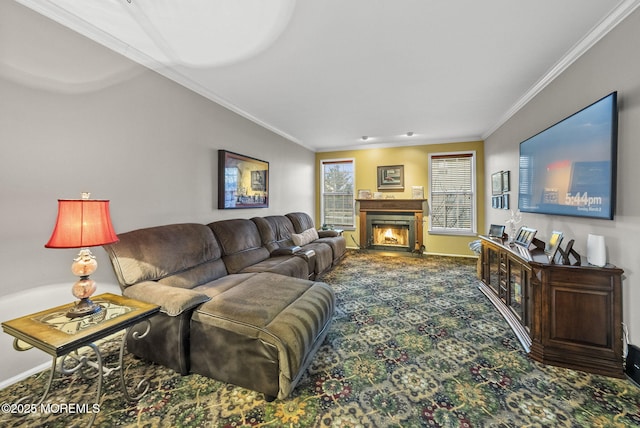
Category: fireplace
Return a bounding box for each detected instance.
[367,213,414,252]
[356,198,427,253]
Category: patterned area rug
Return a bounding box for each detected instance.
[2,251,640,427]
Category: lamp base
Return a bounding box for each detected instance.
[66,298,102,319]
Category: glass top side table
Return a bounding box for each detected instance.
[1,293,160,426]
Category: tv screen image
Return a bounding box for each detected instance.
[518,92,618,219]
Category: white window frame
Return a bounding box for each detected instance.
[320,158,356,230]
[428,151,477,236]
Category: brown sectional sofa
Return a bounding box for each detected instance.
[103,213,345,400]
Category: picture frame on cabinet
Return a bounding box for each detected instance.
[545,230,564,262]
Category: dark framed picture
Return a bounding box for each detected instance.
[377,165,404,190]
[502,193,510,210]
[491,171,503,195]
[218,150,269,209]
[501,170,510,192]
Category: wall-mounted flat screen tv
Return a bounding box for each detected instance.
[518,92,618,219]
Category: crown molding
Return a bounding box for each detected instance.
[482,0,640,140]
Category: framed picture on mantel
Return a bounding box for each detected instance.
[377,165,404,190]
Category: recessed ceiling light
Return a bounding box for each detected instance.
[361,136,369,141]
[406,132,414,137]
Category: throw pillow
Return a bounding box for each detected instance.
[291,227,319,246]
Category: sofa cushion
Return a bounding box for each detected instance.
[286,212,316,233]
[252,216,296,252]
[104,223,227,289]
[286,212,347,264]
[291,227,319,246]
[253,215,333,278]
[208,219,271,274]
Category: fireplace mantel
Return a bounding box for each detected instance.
[356,199,427,252]
[356,199,426,213]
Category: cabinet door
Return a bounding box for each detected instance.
[499,253,508,302]
[508,256,529,327]
[483,245,500,294]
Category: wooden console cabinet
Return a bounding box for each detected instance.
[478,235,624,378]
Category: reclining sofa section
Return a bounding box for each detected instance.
[104,215,342,400]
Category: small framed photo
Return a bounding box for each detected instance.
[377,165,404,190]
[545,230,564,262]
[501,170,511,193]
[491,172,503,195]
[358,189,372,199]
[514,226,537,248]
[411,186,424,199]
[502,193,510,210]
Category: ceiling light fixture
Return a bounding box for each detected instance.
[361,136,369,141]
[406,132,414,137]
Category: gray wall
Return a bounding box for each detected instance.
[485,8,640,344]
[0,1,315,297]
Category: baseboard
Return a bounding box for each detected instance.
[0,361,51,389]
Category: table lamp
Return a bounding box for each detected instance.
[45,193,119,318]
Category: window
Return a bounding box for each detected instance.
[321,159,355,229]
[429,152,476,235]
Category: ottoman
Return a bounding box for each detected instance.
[189,272,335,400]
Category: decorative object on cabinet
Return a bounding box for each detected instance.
[505,209,522,243]
[557,239,581,265]
[218,150,269,209]
[45,193,119,318]
[377,165,404,190]
[587,233,607,267]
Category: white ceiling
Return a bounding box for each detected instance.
[16,0,640,152]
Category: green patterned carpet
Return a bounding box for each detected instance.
[2,251,640,427]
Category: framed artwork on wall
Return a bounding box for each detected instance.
[491,171,503,195]
[218,150,269,209]
[502,170,510,192]
[377,165,404,190]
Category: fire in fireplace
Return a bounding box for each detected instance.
[366,212,415,252]
[372,224,409,247]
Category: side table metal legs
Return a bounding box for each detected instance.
[10,323,153,427]
[119,319,153,401]
[59,343,102,426]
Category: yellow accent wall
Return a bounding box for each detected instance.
[316,141,485,257]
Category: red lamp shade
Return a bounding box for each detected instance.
[45,199,119,249]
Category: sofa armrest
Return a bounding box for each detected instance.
[123,281,211,316]
[318,230,340,238]
[271,245,302,256]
